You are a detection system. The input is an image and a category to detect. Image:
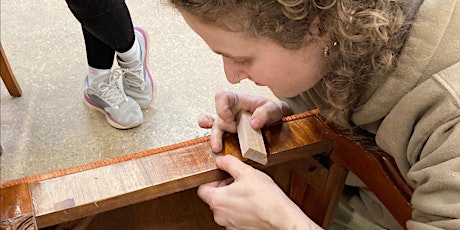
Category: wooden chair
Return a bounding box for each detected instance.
[0,110,413,230]
[288,128,413,229]
[1,43,22,97]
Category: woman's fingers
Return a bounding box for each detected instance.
[210,120,225,152]
[214,91,237,123]
[203,91,292,153]
[215,155,253,181]
[197,181,219,205]
[214,91,288,130]
[198,155,251,204]
[197,177,234,207]
[250,100,286,129]
[198,112,215,129]
[198,112,235,152]
[210,116,237,152]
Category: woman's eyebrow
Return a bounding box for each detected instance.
[213,50,232,57]
[212,50,246,59]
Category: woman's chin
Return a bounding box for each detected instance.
[270,88,301,98]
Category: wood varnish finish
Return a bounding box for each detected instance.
[1,110,413,230]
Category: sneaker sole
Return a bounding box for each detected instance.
[134,26,155,109]
[83,93,143,129]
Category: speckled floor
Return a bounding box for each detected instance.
[0,1,275,182]
[1,2,387,229]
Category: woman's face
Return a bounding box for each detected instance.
[181,12,327,98]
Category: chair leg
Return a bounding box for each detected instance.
[289,159,348,229]
[0,43,22,97]
[309,163,348,229]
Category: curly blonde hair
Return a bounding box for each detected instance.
[168,0,415,129]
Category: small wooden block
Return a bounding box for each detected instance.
[236,111,268,165]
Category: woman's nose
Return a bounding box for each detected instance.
[226,74,241,84]
[223,57,243,84]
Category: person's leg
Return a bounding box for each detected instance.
[82,28,114,87]
[66,0,136,86]
[117,27,155,109]
[66,0,135,53]
[66,0,143,129]
[82,28,115,70]
[67,0,154,109]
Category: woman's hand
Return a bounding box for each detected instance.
[198,91,292,153]
[198,155,322,230]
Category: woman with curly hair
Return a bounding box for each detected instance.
[168,0,460,229]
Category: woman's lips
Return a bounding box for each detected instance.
[251,80,265,86]
[247,77,265,86]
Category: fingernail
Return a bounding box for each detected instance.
[212,143,220,153]
[250,119,261,129]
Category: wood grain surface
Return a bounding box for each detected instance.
[1,184,37,229]
[28,110,333,228]
[236,110,268,165]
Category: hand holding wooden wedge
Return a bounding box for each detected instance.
[236,110,268,165]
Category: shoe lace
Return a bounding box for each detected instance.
[97,70,127,108]
[120,61,146,90]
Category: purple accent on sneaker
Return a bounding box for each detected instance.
[83,93,103,109]
[134,26,154,91]
[83,92,121,126]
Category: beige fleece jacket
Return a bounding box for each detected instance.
[282,0,460,229]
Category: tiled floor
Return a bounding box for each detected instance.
[0,1,275,182]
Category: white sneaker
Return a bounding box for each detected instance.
[83,70,143,129]
[117,26,154,109]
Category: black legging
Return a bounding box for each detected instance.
[66,0,135,69]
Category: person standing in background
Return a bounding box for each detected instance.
[66,0,154,129]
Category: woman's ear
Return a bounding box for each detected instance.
[309,15,322,36]
[309,15,331,44]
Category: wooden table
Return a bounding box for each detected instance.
[1,110,412,229]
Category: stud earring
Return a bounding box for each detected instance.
[324,42,338,57]
[323,46,330,57]
[235,75,241,83]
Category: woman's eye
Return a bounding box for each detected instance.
[234,59,249,65]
